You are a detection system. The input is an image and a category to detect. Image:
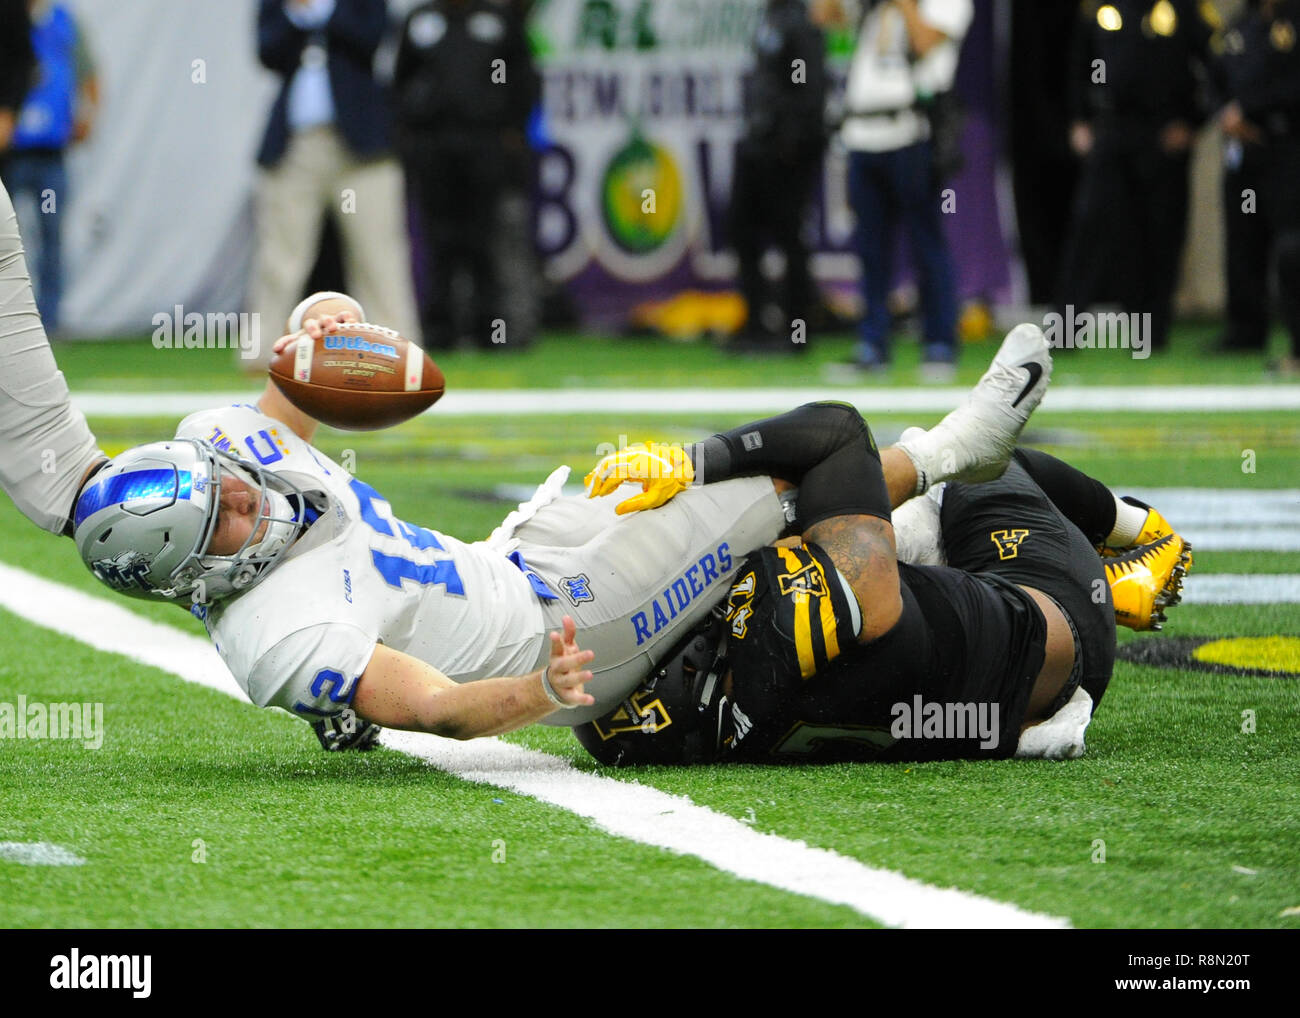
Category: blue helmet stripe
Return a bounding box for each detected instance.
[75,469,193,528]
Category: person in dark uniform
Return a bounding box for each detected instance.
[393,0,540,349]
[578,446,1133,765]
[727,0,829,355]
[1217,0,1300,372]
[1009,0,1082,307]
[1057,0,1220,352]
[1220,122,1273,352]
[572,326,1195,766]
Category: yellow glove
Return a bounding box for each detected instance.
[584,442,695,515]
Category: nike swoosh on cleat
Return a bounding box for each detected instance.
[1012,361,1044,409]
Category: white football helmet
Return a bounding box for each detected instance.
[73,438,308,604]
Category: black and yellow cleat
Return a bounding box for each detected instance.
[1106,533,1194,631]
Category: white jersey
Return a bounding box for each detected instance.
[175,404,547,720]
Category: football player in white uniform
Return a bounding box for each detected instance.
[69,312,1057,745]
[6,168,1056,748]
[71,311,793,736]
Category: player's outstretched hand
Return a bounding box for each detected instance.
[584,442,695,515]
[544,615,596,709]
[270,309,361,357]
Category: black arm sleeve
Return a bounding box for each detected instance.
[689,402,891,528]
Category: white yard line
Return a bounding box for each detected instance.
[1124,489,1300,553]
[1182,575,1300,605]
[0,842,86,866]
[71,384,1300,419]
[0,562,1066,930]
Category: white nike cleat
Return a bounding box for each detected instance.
[895,324,1052,494]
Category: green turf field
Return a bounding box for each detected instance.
[1,327,1297,928]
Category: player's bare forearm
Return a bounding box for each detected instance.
[804,514,903,642]
[350,621,595,740]
[256,380,319,444]
[881,447,919,510]
[393,672,558,739]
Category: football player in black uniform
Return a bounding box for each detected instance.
[577,335,1190,766]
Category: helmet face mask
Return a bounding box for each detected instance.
[574,611,732,766]
[73,439,307,605]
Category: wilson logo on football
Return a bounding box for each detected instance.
[323,334,399,359]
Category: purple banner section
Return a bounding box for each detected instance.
[533,0,1009,328]
[943,0,1012,303]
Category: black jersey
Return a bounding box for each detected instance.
[722,553,1047,763]
[575,461,1116,768]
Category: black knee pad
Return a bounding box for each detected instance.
[691,403,890,528]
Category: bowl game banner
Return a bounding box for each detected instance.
[527,0,1011,328]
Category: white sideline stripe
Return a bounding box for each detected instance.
[0,562,1066,930]
[70,384,1300,419]
[0,842,85,866]
[381,731,1065,929]
[1125,488,1300,552]
[1182,574,1300,605]
[1178,530,1300,552]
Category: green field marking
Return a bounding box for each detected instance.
[1189,552,1300,576]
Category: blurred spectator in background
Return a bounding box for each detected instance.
[1217,0,1300,373]
[1008,0,1080,307]
[394,0,540,350]
[726,0,828,356]
[0,0,98,334]
[827,0,973,380]
[492,0,544,351]
[248,0,419,367]
[1057,0,1219,353]
[0,0,34,164]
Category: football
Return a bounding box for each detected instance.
[268,322,446,431]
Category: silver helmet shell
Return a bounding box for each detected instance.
[72,438,307,604]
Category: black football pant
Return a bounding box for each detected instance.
[728,140,823,336]
[1269,139,1300,358]
[940,457,1117,710]
[406,136,506,348]
[1057,123,1190,351]
[1222,143,1272,351]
